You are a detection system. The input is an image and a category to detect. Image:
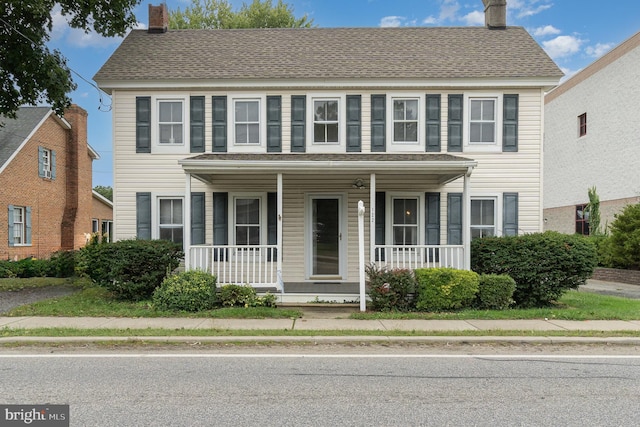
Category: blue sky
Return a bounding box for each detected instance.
[47,0,640,187]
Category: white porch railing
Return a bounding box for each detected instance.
[189,245,280,290]
[373,245,465,270]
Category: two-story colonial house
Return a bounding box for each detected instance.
[94,0,562,301]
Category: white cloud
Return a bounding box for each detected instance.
[585,43,614,58]
[532,25,561,37]
[438,0,460,23]
[542,35,584,59]
[461,10,484,26]
[509,0,553,19]
[422,15,438,25]
[380,15,405,28]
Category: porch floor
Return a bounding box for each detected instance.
[255,282,359,294]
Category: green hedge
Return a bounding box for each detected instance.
[152,270,218,312]
[76,239,183,301]
[218,284,277,308]
[415,268,479,311]
[0,251,76,278]
[475,274,515,310]
[471,231,597,307]
[365,265,416,312]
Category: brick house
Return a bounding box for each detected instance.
[544,31,640,235]
[94,1,561,302]
[0,105,102,260]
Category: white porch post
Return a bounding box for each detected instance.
[277,173,283,292]
[463,168,472,270]
[358,200,366,311]
[184,172,192,270]
[369,173,376,264]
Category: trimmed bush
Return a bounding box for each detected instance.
[475,274,515,310]
[0,257,48,278]
[415,268,479,311]
[608,203,640,270]
[47,250,77,278]
[76,239,183,301]
[152,270,218,312]
[366,264,416,312]
[218,284,277,308]
[471,231,597,308]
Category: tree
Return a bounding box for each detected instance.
[169,0,314,29]
[608,203,640,270]
[0,0,141,120]
[93,185,113,201]
[586,186,604,236]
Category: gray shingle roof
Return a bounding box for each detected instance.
[94,27,562,83]
[0,107,51,172]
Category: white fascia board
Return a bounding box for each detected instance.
[96,77,561,92]
[92,190,113,208]
[179,158,478,174]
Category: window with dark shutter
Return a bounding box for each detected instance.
[426,95,441,152]
[346,95,361,152]
[190,96,205,153]
[136,192,152,240]
[503,193,519,236]
[291,95,306,152]
[191,192,206,245]
[447,95,463,152]
[267,96,282,152]
[212,96,227,152]
[447,193,462,244]
[503,94,518,152]
[136,97,151,153]
[371,95,386,152]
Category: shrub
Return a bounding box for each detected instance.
[152,270,218,312]
[471,231,597,308]
[218,284,277,308]
[475,274,515,310]
[608,203,640,270]
[76,239,183,301]
[414,268,479,311]
[0,257,49,278]
[47,250,77,278]
[366,265,416,311]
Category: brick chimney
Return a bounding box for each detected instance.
[148,3,168,33]
[483,0,507,29]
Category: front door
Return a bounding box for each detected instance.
[309,195,343,279]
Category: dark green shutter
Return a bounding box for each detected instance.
[7,206,14,247]
[51,150,56,180]
[503,192,519,236]
[346,95,361,152]
[136,97,151,153]
[136,192,152,240]
[267,96,282,152]
[371,95,386,152]
[291,95,306,152]
[212,96,227,152]
[190,96,205,153]
[25,207,31,245]
[375,192,385,261]
[213,192,228,261]
[447,94,463,152]
[191,192,205,245]
[503,94,519,152]
[426,95,441,152]
[447,193,462,245]
[267,192,277,261]
[425,192,440,245]
[38,147,44,177]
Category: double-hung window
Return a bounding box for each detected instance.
[470,198,496,239]
[234,100,260,145]
[576,204,589,235]
[393,99,419,143]
[235,198,261,246]
[158,198,183,246]
[313,99,339,144]
[392,198,418,246]
[158,100,184,145]
[42,149,51,178]
[12,206,26,245]
[469,98,496,144]
[38,146,54,179]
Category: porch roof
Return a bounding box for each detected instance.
[179,152,477,184]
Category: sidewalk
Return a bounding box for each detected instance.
[2,315,640,345]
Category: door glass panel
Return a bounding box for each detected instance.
[312,198,339,275]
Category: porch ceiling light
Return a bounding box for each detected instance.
[352,178,365,190]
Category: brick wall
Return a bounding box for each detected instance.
[0,106,94,260]
[592,268,640,286]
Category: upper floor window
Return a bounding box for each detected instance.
[392,99,419,143]
[313,99,339,144]
[578,113,587,137]
[234,100,260,145]
[576,204,589,235]
[469,98,496,144]
[38,146,54,179]
[158,197,183,247]
[158,100,184,145]
[470,198,496,239]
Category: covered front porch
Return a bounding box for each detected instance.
[179,153,476,302]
